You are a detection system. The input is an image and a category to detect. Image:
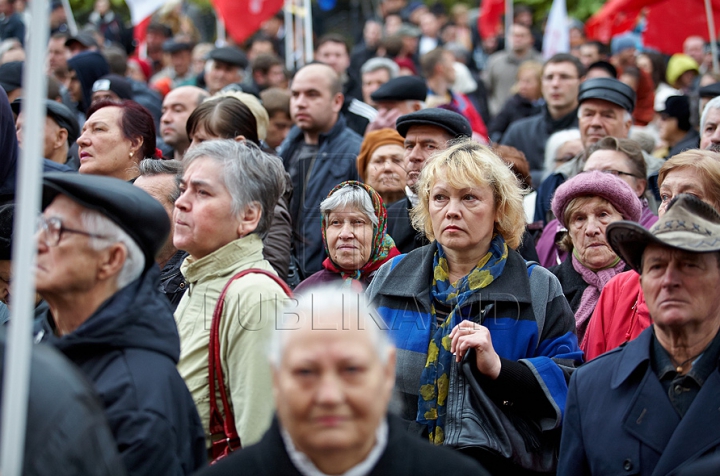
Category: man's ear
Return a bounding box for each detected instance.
[54,128,68,150]
[97,242,127,282]
[236,201,262,238]
[332,92,344,113]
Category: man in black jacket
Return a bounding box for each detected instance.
[500,53,584,187]
[197,286,488,476]
[33,173,206,475]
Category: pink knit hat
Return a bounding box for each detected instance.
[551,170,642,227]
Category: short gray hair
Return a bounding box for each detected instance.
[701,96,720,132]
[360,57,399,79]
[183,139,286,236]
[320,185,378,228]
[138,158,184,203]
[81,210,145,289]
[268,284,393,366]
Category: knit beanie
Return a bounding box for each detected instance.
[356,129,405,181]
[666,54,699,88]
[611,33,636,56]
[551,170,642,228]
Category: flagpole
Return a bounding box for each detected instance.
[505,0,513,51]
[705,0,719,74]
[0,0,49,472]
[284,0,294,70]
[60,0,77,35]
[295,1,304,68]
[303,0,313,64]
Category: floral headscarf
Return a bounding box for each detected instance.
[321,181,401,283]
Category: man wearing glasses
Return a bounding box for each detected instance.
[33,173,207,475]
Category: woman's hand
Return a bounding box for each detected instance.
[450,320,501,379]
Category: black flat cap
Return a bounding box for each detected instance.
[41,173,170,271]
[578,77,636,113]
[0,61,23,94]
[92,74,133,100]
[699,81,720,98]
[396,108,472,138]
[371,76,427,102]
[11,98,80,146]
[163,39,194,53]
[660,95,691,131]
[208,47,248,69]
[65,32,99,49]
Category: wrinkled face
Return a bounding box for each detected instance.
[314,41,350,75]
[403,125,452,191]
[77,106,139,179]
[135,173,176,263]
[173,157,243,259]
[554,139,583,168]
[567,196,623,269]
[542,61,580,112]
[161,87,199,152]
[325,206,374,270]
[290,65,342,136]
[265,111,293,150]
[361,68,390,106]
[273,323,394,461]
[205,60,242,94]
[700,107,720,150]
[642,244,720,333]
[658,167,716,216]
[365,144,405,199]
[429,172,498,255]
[35,195,106,298]
[583,149,645,198]
[578,99,631,147]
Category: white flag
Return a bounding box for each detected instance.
[125,0,169,26]
[543,0,569,60]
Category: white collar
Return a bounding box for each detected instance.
[280,418,389,476]
[406,186,419,207]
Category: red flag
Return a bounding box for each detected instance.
[212,0,284,45]
[478,0,505,40]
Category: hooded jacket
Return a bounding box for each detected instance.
[35,266,207,475]
[67,51,110,113]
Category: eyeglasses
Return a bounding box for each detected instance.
[589,169,640,179]
[36,216,109,247]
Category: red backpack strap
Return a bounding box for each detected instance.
[208,268,292,459]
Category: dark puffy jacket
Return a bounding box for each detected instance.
[280,115,361,277]
[0,330,124,476]
[35,266,207,475]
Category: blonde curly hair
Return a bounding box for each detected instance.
[410,138,526,249]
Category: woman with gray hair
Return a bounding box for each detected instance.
[173,138,289,453]
[294,181,400,293]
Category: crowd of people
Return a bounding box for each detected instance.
[1,0,720,474]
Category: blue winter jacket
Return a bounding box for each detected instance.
[366,245,583,442]
[280,114,362,277]
[35,266,207,475]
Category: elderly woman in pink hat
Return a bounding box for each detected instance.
[548,170,642,345]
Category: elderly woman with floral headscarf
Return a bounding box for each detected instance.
[294,181,401,292]
[548,170,642,345]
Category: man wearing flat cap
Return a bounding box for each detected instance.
[150,37,195,88]
[13,98,79,169]
[658,95,699,159]
[366,75,426,133]
[559,194,720,475]
[33,173,206,475]
[91,73,133,104]
[535,77,664,224]
[204,46,248,95]
[386,108,471,253]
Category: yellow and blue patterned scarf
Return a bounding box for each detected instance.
[418,234,508,444]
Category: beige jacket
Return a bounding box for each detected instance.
[175,234,285,448]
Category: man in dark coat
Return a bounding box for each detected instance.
[559,194,720,475]
[33,173,206,475]
[280,63,362,279]
[197,285,489,476]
